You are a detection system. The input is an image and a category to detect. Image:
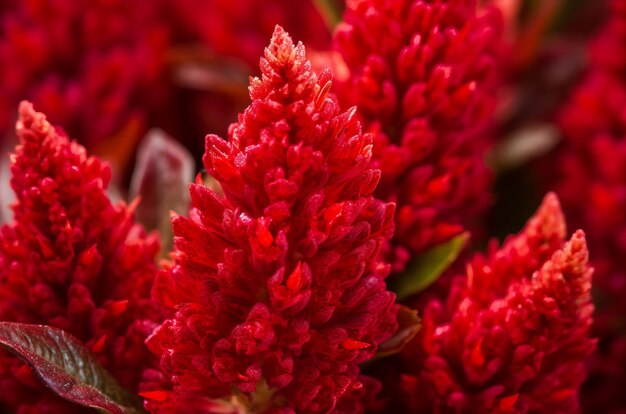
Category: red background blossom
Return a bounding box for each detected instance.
[0,103,160,413]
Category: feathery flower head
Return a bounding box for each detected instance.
[334,0,503,271]
[0,102,160,412]
[399,193,595,413]
[145,26,397,414]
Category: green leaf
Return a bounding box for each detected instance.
[313,0,342,29]
[376,305,421,358]
[392,232,469,301]
[0,322,145,414]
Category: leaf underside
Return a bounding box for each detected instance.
[0,322,145,414]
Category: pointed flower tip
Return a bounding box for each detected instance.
[562,229,589,269]
[16,101,51,139]
[268,24,293,52]
[17,100,34,118]
[527,191,567,240]
[570,229,586,243]
[266,25,303,67]
[541,191,563,215]
[272,24,286,39]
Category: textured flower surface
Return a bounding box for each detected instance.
[0,102,160,413]
[548,0,626,411]
[0,0,173,150]
[0,0,330,161]
[334,0,502,272]
[145,26,398,414]
[399,194,595,413]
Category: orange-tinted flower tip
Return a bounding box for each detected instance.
[139,390,169,402]
[268,25,293,62]
[529,191,566,240]
[17,100,49,138]
[342,339,371,351]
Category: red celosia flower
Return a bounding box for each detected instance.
[399,193,595,413]
[0,0,331,168]
[0,102,160,413]
[144,26,397,414]
[547,1,626,410]
[334,0,502,272]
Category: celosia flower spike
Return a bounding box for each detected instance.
[335,0,503,271]
[146,26,398,414]
[0,102,160,413]
[400,193,595,413]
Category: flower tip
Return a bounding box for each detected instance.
[139,390,169,402]
[553,229,592,288]
[527,191,567,241]
[15,101,52,144]
[342,338,371,350]
[541,191,562,212]
[89,335,107,353]
[265,24,303,68]
[571,228,586,239]
[272,24,286,38]
[17,100,34,118]
[564,229,588,261]
[269,24,293,51]
[109,299,130,316]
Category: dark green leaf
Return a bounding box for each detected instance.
[0,322,145,414]
[392,232,469,301]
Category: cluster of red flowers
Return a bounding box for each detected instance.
[549,0,626,410]
[0,0,172,150]
[400,194,594,413]
[334,0,502,272]
[0,0,621,413]
[0,102,160,412]
[0,0,329,162]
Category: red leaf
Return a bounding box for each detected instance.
[0,322,145,414]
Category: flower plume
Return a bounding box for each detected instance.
[335,0,503,271]
[0,102,160,412]
[399,194,595,413]
[145,26,398,414]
